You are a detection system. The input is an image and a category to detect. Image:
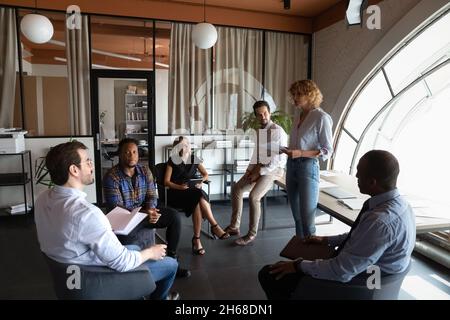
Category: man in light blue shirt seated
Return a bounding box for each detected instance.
[258,150,416,299]
[34,141,180,300]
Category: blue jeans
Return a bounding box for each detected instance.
[126,245,178,300]
[286,157,319,238]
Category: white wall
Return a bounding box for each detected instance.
[26,64,68,77]
[155,69,169,134]
[98,78,116,141]
[313,0,422,122]
[26,137,97,203]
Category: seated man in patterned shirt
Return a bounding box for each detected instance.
[103,138,190,278]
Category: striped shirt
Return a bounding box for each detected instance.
[103,164,158,212]
[289,108,333,161]
[300,189,416,282]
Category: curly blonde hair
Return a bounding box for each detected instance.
[289,79,323,108]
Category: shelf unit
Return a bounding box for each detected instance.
[124,93,148,138]
[0,150,34,216]
[124,93,149,161]
[162,143,254,200]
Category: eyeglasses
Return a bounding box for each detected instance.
[78,158,94,166]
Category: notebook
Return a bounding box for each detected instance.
[321,187,357,199]
[106,206,147,236]
[280,235,335,260]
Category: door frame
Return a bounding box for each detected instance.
[90,69,155,205]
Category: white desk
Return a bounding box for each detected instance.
[318,173,450,234]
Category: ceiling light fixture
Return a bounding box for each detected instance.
[345,0,369,26]
[54,57,120,70]
[20,0,54,44]
[191,0,217,49]
[49,39,142,62]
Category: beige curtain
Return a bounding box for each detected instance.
[214,27,263,129]
[264,32,309,116]
[66,15,91,135]
[0,8,17,128]
[168,23,211,134]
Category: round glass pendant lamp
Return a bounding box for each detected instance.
[20,13,54,44]
[192,22,217,49]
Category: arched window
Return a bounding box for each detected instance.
[333,9,450,212]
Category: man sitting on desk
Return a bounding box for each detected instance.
[224,100,288,246]
[103,138,190,278]
[258,150,416,299]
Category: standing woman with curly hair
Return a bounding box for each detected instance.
[281,80,334,239]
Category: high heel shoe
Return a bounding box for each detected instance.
[192,236,205,255]
[210,224,230,240]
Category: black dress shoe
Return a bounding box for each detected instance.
[166,291,180,300]
[176,266,191,278]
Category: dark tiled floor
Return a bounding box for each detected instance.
[0,198,449,300]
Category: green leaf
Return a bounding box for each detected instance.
[241,109,292,133]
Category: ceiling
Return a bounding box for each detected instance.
[17,0,347,70]
[164,0,343,17]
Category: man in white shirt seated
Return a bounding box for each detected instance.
[34,141,179,300]
[258,150,415,299]
[224,100,288,246]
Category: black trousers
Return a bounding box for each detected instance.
[118,205,181,255]
[258,265,303,300]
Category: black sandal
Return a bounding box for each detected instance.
[192,236,205,255]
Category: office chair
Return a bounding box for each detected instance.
[290,262,411,300]
[42,253,155,300]
[153,162,213,238]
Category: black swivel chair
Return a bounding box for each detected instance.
[290,262,411,300]
[153,162,213,238]
[42,253,155,300]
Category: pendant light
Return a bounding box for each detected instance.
[346,0,369,26]
[192,0,217,49]
[20,0,54,44]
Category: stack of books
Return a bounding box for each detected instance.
[135,101,148,108]
[7,203,31,215]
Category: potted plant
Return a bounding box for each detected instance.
[241,109,293,133]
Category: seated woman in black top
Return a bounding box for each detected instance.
[164,136,230,255]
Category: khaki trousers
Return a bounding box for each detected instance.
[230,170,283,237]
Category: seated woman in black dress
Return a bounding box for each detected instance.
[164,136,230,255]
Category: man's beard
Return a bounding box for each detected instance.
[82,173,95,186]
[124,162,137,169]
[120,160,137,169]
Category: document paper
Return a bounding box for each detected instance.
[106,206,147,235]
